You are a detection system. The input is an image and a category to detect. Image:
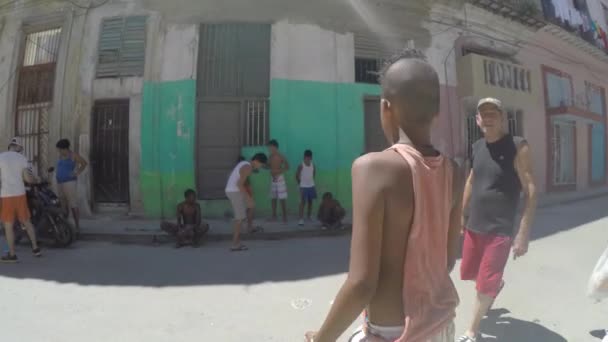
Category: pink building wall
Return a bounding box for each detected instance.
[517,30,608,193]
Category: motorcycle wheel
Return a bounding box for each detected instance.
[50,216,74,248]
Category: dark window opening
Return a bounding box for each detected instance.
[355,57,381,84]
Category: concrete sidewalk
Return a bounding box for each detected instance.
[79,216,352,244]
[79,186,608,244]
[536,186,608,208]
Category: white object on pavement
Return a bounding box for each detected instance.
[588,245,608,300]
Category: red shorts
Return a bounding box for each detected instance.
[0,195,31,223]
[460,229,511,298]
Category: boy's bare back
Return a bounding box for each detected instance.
[352,146,459,327]
[305,51,462,342]
[354,149,414,326]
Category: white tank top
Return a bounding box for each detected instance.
[300,162,315,188]
[225,161,250,193]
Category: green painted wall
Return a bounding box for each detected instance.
[141,79,197,218]
[247,79,381,216]
[140,78,380,219]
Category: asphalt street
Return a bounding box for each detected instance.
[0,196,606,341]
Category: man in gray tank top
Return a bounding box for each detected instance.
[458,98,537,342]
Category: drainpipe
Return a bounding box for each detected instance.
[443,45,456,158]
[60,6,75,140]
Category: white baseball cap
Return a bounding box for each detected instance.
[9,137,23,148]
[477,97,503,112]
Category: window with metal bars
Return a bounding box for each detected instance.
[96,16,147,78]
[355,57,381,84]
[585,81,605,115]
[551,120,576,186]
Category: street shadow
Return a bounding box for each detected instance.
[525,196,608,241]
[590,329,607,340]
[0,197,606,287]
[480,309,567,342]
[0,236,351,287]
[453,197,608,260]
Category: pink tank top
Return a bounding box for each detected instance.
[366,144,460,342]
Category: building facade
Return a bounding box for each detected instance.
[460,0,608,193]
[0,0,606,219]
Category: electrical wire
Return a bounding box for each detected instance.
[0,0,56,12]
[428,10,608,66]
[382,0,608,70]
[63,0,109,10]
[0,64,19,99]
[0,0,102,15]
[0,25,27,99]
[423,14,608,85]
[0,34,60,98]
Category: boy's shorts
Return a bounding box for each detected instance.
[270,175,288,200]
[300,187,317,202]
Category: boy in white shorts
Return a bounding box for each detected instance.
[267,140,289,223]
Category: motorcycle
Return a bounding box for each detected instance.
[14,167,75,248]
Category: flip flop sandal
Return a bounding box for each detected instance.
[249,226,264,234]
[230,245,249,252]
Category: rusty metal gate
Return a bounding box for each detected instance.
[15,28,62,175]
[196,23,271,199]
[91,100,130,203]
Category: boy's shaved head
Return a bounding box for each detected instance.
[379,49,440,125]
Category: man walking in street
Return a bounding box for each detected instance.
[0,137,42,262]
[267,140,289,223]
[458,98,537,342]
[305,49,462,342]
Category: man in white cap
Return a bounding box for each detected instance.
[0,137,41,262]
[457,98,537,341]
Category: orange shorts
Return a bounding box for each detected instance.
[0,195,31,223]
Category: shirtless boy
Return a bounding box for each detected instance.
[161,189,209,247]
[305,49,463,342]
[267,140,289,223]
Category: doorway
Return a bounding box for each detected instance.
[364,97,387,153]
[91,100,130,203]
[196,23,271,199]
